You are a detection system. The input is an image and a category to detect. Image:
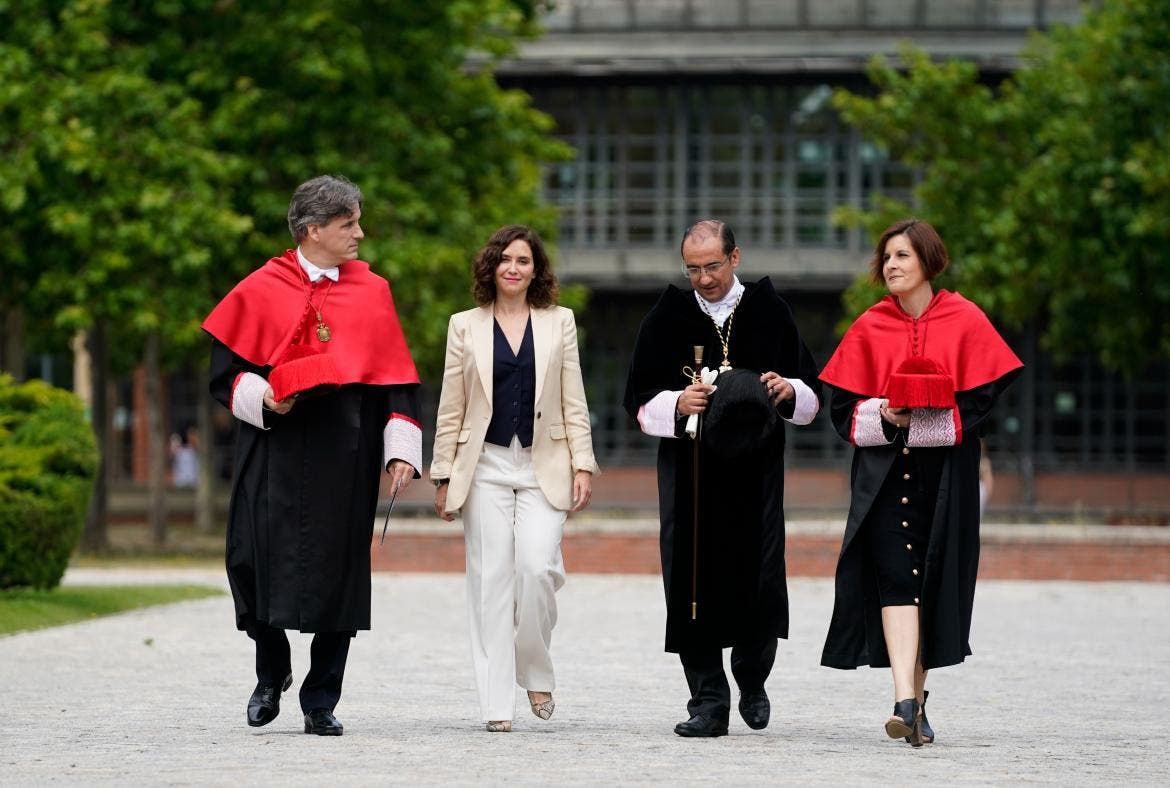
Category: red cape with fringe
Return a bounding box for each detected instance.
[202,249,419,385]
[820,290,1021,397]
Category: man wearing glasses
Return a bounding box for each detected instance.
[623,219,821,737]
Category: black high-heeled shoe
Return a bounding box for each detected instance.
[898,692,935,738]
[916,690,934,744]
[885,698,923,747]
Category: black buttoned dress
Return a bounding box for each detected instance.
[820,378,1017,671]
[864,435,945,607]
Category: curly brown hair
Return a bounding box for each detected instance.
[869,218,950,284]
[472,225,559,308]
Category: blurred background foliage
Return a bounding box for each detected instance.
[0,375,98,588]
[832,0,1170,377]
[0,0,571,380]
[0,0,573,548]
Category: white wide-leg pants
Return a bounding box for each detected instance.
[463,437,567,721]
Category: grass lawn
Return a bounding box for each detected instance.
[0,585,223,637]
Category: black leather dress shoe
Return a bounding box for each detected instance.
[304,708,344,736]
[738,688,770,730]
[673,713,729,738]
[247,673,292,727]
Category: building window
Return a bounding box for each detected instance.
[531,81,911,254]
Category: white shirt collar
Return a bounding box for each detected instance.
[694,276,743,327]
[296,247,340,282]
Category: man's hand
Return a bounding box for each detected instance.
[386,459,415,496]
[677,382,717,416]
[760,371,794,407]
[263,387,295,414]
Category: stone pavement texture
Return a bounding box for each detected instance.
[2,568,1169,786]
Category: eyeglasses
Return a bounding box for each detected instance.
[681,257,729,279]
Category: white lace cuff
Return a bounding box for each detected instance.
[852,397,892,447]
[907,407,961,447]
[784,378,820,426]
[384,413,422,476]
[637,390,683,438]
[231,372,270,431]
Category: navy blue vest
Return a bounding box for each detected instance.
[485,317,535,448]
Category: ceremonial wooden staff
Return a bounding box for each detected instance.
[689,344,703,620]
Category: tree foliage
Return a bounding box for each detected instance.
[833,0,1170,375]
[0,0,569,377]
[1,0,570,545]
[0,375,98,589]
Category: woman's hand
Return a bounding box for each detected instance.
[263,387,295,414]
[434,481,455,522]
[570,470,593,513]
[879,400,912,429]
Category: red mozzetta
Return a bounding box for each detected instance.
[202,249,419,386]
[820,290,1021,399]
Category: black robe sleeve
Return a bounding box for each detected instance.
[209,340,278,430]
[771,297,822,422]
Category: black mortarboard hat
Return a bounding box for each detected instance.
[700,368,778,458]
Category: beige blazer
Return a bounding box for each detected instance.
[430,305,599,513]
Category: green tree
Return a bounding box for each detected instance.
[1,1,571,547]
[833,0,1170,376]
[120,0,572,376]
[1,2,252,547]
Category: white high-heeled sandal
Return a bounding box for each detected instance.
[527,691,555,721]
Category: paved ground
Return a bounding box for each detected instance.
[3,567,1168,786]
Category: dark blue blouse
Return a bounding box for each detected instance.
[485,316,535,448]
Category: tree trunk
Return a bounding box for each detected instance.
[1019,320,1037,512]
[81,323,110,552]
[2,306,25,382]
[195,367,217,534]
[144,331,169,546]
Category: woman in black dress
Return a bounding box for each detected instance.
[819,219,1022,746]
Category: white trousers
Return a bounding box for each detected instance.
[463,437,566,721]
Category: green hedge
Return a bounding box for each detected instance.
[0,375,98,589]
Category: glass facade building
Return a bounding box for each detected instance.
[495,0,1170,481]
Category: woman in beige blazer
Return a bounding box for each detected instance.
[431,225,598,733]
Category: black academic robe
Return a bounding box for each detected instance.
[820,372,1019,670]
[623,279,821,653]
[210,341,419,633]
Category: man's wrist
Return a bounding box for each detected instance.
[433,478,449,488]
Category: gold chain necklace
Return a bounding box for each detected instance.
[695,292,742,371]
[308,279,335,342]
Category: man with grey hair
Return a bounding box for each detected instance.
[203,175,421,736]
[624,219,821,737]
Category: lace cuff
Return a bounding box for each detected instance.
[231,372,270,431]
[907,407,961,447]
[851,398,893,447]
[783,378,820,426]
[637,390,683,438]
[384,413,422,476]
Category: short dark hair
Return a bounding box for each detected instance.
[472,225,559,308]
[869,218,950,284]
[287,175,363,242]
[680,219,736,258]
